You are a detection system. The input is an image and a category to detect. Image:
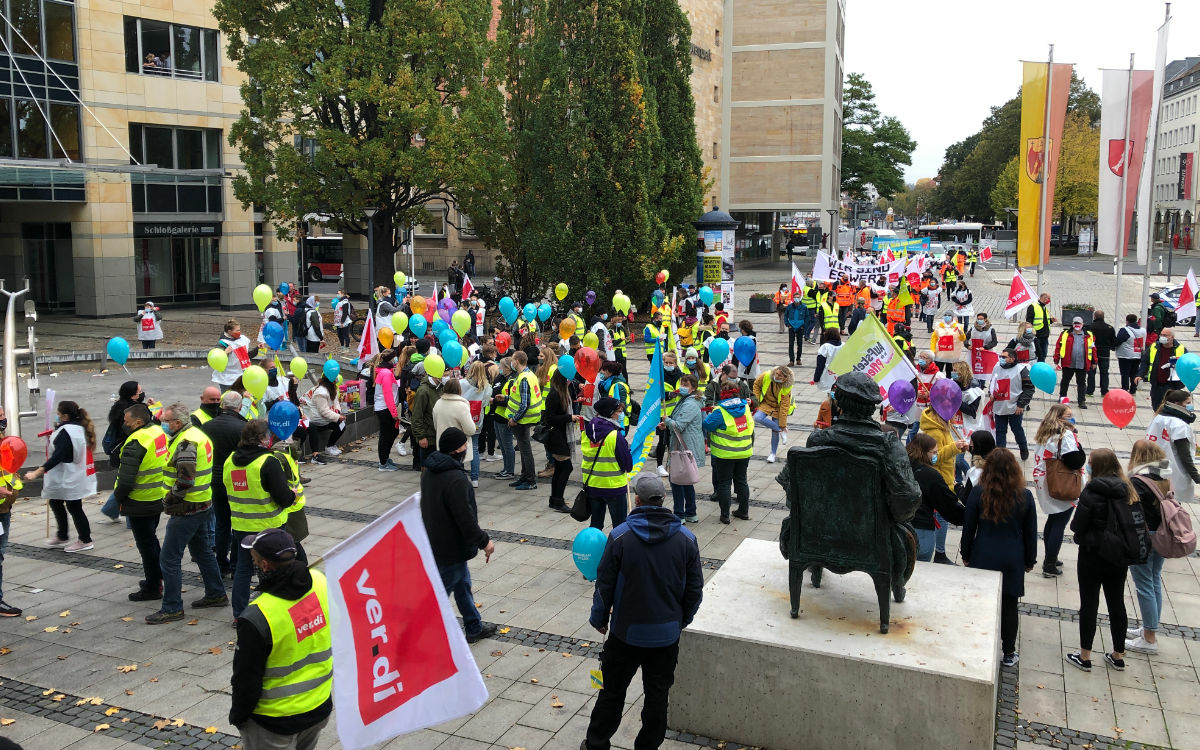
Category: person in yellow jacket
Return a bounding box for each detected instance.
[0,409,23,616]
[930,312,967,374]
[231,528,332,749]
[114,402,170,602]
[704,393,755,524]
[752,366,793,463]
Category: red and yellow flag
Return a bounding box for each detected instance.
[1017,61,1073,268]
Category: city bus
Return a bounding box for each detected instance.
[304,236,343,281]
[914,222,1003,245]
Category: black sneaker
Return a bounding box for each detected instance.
[145,610,184,625]
[128,585,162,602]
[1042,567,1061,578]
[719,515,731,524]
[933,552,957,565]
[508,479,522,487]
[494,471,515,480]
[191,594,229,609]
[514,481,537,491]
[1002,652,1019,667]
[466,622,498,644]
[0,600,22,617]
[1105,652,1125,671]
[310,454,327,465]
[1065,652,1092,672]
[731,511,750,521]
[1020,447,1030,462]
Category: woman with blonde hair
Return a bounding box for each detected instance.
[1008,321,1037,363]
[1032,403,1083,578]
[432,378,478,486]
[752,366,793,463]
[460,361,494,485]
[1125,440,1172,654]
[1066,449,1146,672]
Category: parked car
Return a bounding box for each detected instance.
[1157,284,1195,326]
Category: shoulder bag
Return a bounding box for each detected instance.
[668,426,700,485]
[571,442,603,522]
[1046,436,1083,503]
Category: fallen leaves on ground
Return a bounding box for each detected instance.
[171,718,185,727]
[43,624,59,632]
[149,677,159,683]
[93,723,110,732]
[125,689,134,695]
[204,727,218,734]
[529,678,538,684]
[113,564,124,569]
[117,664,137,673]
[41,688,54,696]
[0,648,11,655]
[1036,684,1045,689]
[207,647,223,655]
[58,610,69,617]
[23,616,36,622]
[550,695,564,708]
[104,707,120,716]
[152,719,170,730]
[0,719,13,726]
[490,650,503,657]
[581,642,591,647]
[89,697,103,705]
[50,695,64,702]
[187,619,199,626]
[561,652,572,658]
[498,627,510,635]
[120,617,133,622]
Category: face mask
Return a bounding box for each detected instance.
[1085,464,1092,475]
[686,359,697,366]
[976,319,985,328]
[943,315,953,323]
[930,454,939,465]
[1073,324,1082,331]
[950,373,960,383]
[161,421,177,438]
[1187,404,1195,412]
[1067,417,1076,426]
[678,386,690,396]
[916,359,928,368]
[54,415,61,427]
[664,365,676,372]
[602,313,608,321]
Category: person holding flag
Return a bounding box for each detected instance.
[784,294,808,366]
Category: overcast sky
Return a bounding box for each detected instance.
[843,0,1199,183]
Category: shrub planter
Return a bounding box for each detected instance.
[1061,307,1094,326]
[749,296,776,313]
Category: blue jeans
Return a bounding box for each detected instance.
[102,491,131,528]
[159,509,226,613]
[0,512,9,600]
[934,511,948,555]
[995,413,1028,453]
[470,434,481,481]
[438,561,482,637]
[671,483,697,518]
[231,529,256,618]
[1130,542,1166,631]
[955,454,968,485]
[906,421,920,445]
[915,526,936,562]
[589,494,628,530]
[493,421,516,474]
[753,411,785,454]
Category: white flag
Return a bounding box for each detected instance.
[1177,268,1198,322]
[1136,18,1170,265]
[324,494,488,750]
[1003,270,1037,319]
[790,262,805,298]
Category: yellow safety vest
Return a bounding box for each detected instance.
[686,361,711,387]
[223,453,290,533]
[1056,331,1095,361]
[1148,342,1185,367]
[568,313,586,334]
[191,408,213,425]
[499,378,517,421]
[121,425,169,504]
[612,327,627,356]
[163,426,214,504]
[1030,304,1048,332]
[0,471,22,509]
[708,406,754,459]
[643,324,661,356]
[662,374,680,417]
[893,334,911,352]
[604,379,631,431]
[801,290,818,310]
[246,569,333,717]
[513,370,543,425]
[820,301,839,330]
[581,430,625,490]
[276,451,306,513]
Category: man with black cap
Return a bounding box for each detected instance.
[421,427,497,643]
[582,472,702,750]
[231,528,331,750]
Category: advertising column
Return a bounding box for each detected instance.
[697,228,736,309]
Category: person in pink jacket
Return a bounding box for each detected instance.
[373,349,401,471]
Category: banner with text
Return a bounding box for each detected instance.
[697,229,736,310]
[829,314,920,395]
[813,251,906,285]
[871,236,930,254]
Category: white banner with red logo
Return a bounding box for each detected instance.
[1003,270,1036,319]
[1178,268,1198,322]
[1097,67,1154,257]
[324,494,487,750]
[790,262,805,299]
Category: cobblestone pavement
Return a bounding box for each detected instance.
[2,258,1200,749]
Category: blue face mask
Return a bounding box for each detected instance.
[917,359,928,368]
[664,365,676,372]
[943,315,953,324]
[1067,417,1076,425]
[686,359,697,366]
[1188,404,1195,412]
[931,454,939,465]
[678,386,690,396]
[161,421,176,437]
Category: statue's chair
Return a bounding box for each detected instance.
[779,445,917,633]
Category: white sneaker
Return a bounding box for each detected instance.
[396,443,408,456]
[1126,635,1158,654]
[64,540,94,553]
[780,432,789,445]
[657,465,669,477]
[45,537,68,548]
[471,480,479,488]
[766,453,777,463]
[325,446,343,456]
[1126,627,1143,641]
[484,453,500,462]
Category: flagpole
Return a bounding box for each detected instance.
[1115,53,1135,320]
[1036,44,1054,294]
[1141,3,1172,313]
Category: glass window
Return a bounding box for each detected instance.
[143,126,174,168]
[416,209,446,237]
[15,99,47,158]
[11,0,42,56]
[0,100,11,158]
[48,103,78,160]
[458,211,477,237]
[205,129,221,168]
[44,2,75,61]
[172,26,201,79]
[124,18,219,81]
[140,19,171,75]
[202,29,218,82]
[175,127,203,170]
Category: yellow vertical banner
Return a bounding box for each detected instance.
[1017,61,1073,268]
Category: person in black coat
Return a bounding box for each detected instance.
[199,390,248,577]
[1085,311,1116,397]
[420,428,497,643]
[961,448,1037,666]
[543,371,578,514]
[907,433,965,563]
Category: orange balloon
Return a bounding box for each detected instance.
[410,295,426,314]
[559,318,577,339]
[378,327,394,348]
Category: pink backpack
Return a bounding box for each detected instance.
[1133,476,1197,558]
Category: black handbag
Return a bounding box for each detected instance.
[571,446,603,522]
[532,421,552,444]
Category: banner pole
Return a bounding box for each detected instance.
[1115,54,1135,321]
[1141,4,1172,314]
[1036,44,1055,294]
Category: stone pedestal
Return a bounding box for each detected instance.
[670,539,1001,750]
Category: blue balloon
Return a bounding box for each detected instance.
[262,321,285,350]
[1177,352,1200,390]
[557,354,577,380]
[107,336,130,366]
[499,296,516,315]
[268,401,300,441]
[1029,361,1057,394]
[278,282,290,295]
[572,527,607,581]
[323,359,341,382]
[708,337,730,366]
[538,303,552,322]
[502,306,519,325]
[409,315,428,338]
[443,340,465,368]
[698,286,714,306]
[523,303,537,322]
[437,329,457,348]
[432,319,449,335]
[733,335,756,367]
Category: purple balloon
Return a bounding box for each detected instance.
[585,290,597,305]
[929,378,963,422]
[887,380,917,415]
[439,297,457,313]
[439,308,453,324]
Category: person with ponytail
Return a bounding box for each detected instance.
[24,401,98,552]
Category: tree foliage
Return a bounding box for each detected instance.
[212,0,505,285]
[840,72,916,201]
[892,178,937,220]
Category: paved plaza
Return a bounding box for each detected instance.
[2,257,1200,749]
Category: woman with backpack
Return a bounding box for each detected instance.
[1065,448,1148,673]
[1032,404,1084,579]
[1126,440,1171,655]
[1144,389,1200,503]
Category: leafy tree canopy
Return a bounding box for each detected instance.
[840,72,916,202]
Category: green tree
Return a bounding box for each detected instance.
[989,156,1020,219]
[841,72,917,201]
[213,0,505,288]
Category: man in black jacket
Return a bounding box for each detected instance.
[200,391,247,578]
[420,427,497,643]
[583,473,703,750]
[1085,310,1116,398]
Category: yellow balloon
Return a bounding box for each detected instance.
[391,311,409,334]
[660,269,670,283]
[393,271,407,288]
[424,354,446,379]
[242,365,268,400]
[289,357,307,380]
[559,318,577,340]
[583,332,599,349]
[207,348,228,372]
[410,295,426,315]
[252,284,273,313]
[451,309,472,337]
[555,282,569,301]
[378,327,394,348]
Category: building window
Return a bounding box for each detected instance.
[458,210,477,238]
[416,208,446,237]
[715,29,720,47]
[713,85,719,103]
[135,236,221,302]
[712,141,719,159]
[123,16,219,81]
[42,1,75,61]
[23,222,73,310]
[128,123,224,213]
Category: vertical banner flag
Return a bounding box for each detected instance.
[627,339,663,477]
[1018,61,1074,268]
[1097,68,1154,256]
[1003,270,1037,319]
[460,273,475,301]
[324,495,488,750]
[980,245,993,262]
[790,262,805,299]
[1137,17,1171,264]
[829,314,919,395]
[1177,268,1198,322]
[358,310,378,363]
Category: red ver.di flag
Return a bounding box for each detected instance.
[324,494,488,749]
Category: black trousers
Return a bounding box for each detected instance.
[1077,550,1128,654]
[336,325,351,346]
[711,456,749,518]
[211,488,232,575]
[584,636,679,750]
[480,412,497,455]
[308,421,344,453]
[128,513,162,591]
[1086,355,1110,396]
[1001,594,1018,656]
[788,328,804,362]
[376,410,399,464]
[49,499,91,543]
[550,458,572,505]
[1058,367,1087,404]
[1149,379,1184,411]
[1034,334,1049,362]
[1118,358,1140,393]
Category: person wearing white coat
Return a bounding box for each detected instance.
[1145,389,1200,503]
[433,378,477,484]
[212,320,259,391]
[950,281,974,328]
[1031,404,1085,578]
[134,302,163,349]
[23,402,98,552]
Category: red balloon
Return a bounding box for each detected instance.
[0,436,27,473]
[575,346,601,383]
[1102,389,1137,429]
[655,271,666,285]
[496,332,512,354]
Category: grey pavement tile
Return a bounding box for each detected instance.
[500,679,554,705]
[1064,690,1118,738]
[1113,700,1172,746]
[520,651,588,688]
[1165,708,1200,750]
[454,697,533,744]
[496,723,555,750]
[1156,675,1200,715]
[517,689,590,732]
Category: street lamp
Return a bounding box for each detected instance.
[363,207,379,293]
